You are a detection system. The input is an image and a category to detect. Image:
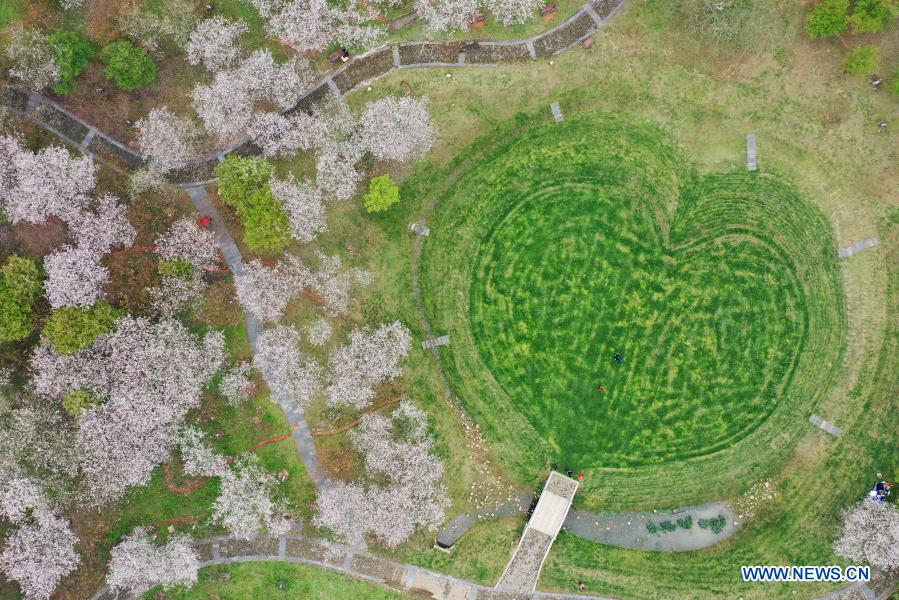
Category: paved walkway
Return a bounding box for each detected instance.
[91,532,616,600]
[185,186,332,491]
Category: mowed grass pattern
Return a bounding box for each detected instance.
[419,113,844,498]
[472,180,804,467]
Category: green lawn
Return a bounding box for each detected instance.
[145,561,410,599]
[418,112,844,500]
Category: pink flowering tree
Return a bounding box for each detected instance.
[0,512,80,600]
[253,325,323,408]
[415,0,480,32]
[3,26,60,91]
[234,255,311,323]
[186,16,249,72]
[834,500,899,570]
[30,317,226,505]
[43,246,110,308]
[219,361,255,405]
[247,111,324,158]
[107,527,199,595]
[134,107,202,188]
[68,194,136,255]
[306,317,332,347]
[325,321,411,408]
[314,401,448,548]
[148,272,207,319]
[309,252,372,316]
[265,0,384,52]
[179,426,229,477]
[487,0,543,25]
[359,96,436,163]
[210,456,292,539]
[155,217,220,270]
[269,175,327,244]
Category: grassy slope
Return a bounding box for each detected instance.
[145,561,411,599]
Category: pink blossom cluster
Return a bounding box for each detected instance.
[107,527,199,594]
[834,500,899,570]
[325,321,412,408]
[210,456,292,539]
[314,401,448,548]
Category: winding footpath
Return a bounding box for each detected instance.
[3,1,893,596]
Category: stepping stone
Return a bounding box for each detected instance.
[421,335,449,349]
[550,101,563,123]
[747,133,757,171]
[810,414,843,437]
[837,237,879,259]
[409,222,430,236]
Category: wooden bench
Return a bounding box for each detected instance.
[540,3,558,16]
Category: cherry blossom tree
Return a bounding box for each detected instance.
[314,401,448,548]
[120,0,198,52]
[253,325,322,407]
[0,512,80,600]
[0,138,96,225]
[269,174,327,244]
[834,500,899,570]
[248,0,290,18]
[3,26,60,91]
[186,17,248,72]
[191,50,313,141]
[266,0,384,53]
[359,96,436,163]
[325,321,411,408]
[107,527,199,595]
[58,0,85,9]
[210,456,291,539]
[219,361,255,405]
[306,317,332,347]
[0,478,46,524]
[234,256,310,323]
[309,252,372,316]
[148,273,207,319]
[416,0,480,32]
[43,246,109,308]
[179,426,229,477]
[487,0,543,25]
[155,217,220,270]
[315,147,364,201]
[31,317,226,504]
[134,107,202,178]
[247,111,324,158]
[68,194,136,255]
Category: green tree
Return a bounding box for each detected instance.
[47,30,95,94]
[891,68,899,95]
[158,258,195,279]
[849,0,899,33]
[843,46,879,76]
[0,255,43,344]
[216,156,274,213]
[242,188,292,254]
[62,389,99,418]
[363,174,400,213]
[806,0,850,38]
[99,40,156,91]
[42,300,121,354]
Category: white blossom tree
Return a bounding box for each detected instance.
[186,16,249,72]
[487,0,543,25]
[31,317,226,505]
[210,456,291,539]
[43,246,110,308]
[134,107,202,178]
[306,317,332,347]
[269,175,327,244]
[234,256,310,324]
[265,0,384,53]
[155,217,219,270]
[325,321,411,408]
[253,325,322,407]
[247,111,324,158]
[248,0,290,18]
[120,0,198,52]
[314,401,448,548]
[0,139,96,226]
[58,0,85,9]
[359,96,436,163]
[415,0,480,32]
[179,426,229,477]
[107,527,199,595]
[0,478,47,524]
[0,512,80,600]
[68,194,136,255]
[191,50,313,141]
[315,147,364,201]
[834,500,899,570]
[219,361,255,405]
[3,26,60,91]
[309,252,372,316]
[148,272,207,319]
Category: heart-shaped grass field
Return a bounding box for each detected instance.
[419,113,844,491]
